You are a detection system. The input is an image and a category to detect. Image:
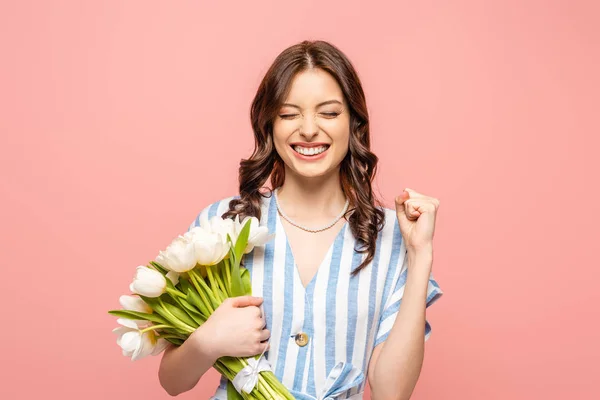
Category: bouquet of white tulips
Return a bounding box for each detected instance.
[108,214,295,400]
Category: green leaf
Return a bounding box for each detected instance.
[160,292,179,306]
[154,327,182,337]
[226,233,238,267]
[234,219,251,262]
[213,264,230,298]
[215,286,228,302]
[163,337,184,346]
[149,261,169,275]
[176,298,206,325]
[136,295,159,309]
[179,275,193,293]
[186,288,211,317]
[162,302,199,329]
[240,267,252,295]
[107,310,168,325]
[164,273,177,290]
[195,272,222,310]
[228,220,251,297]
[138,295,193,334]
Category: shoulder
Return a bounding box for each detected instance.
[187,194,240,231]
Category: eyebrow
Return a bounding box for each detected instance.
[281,100,343,109]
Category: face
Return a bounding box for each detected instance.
[272,68,350,179]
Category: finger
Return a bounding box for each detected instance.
[230,295,264,308]
[395,191,410,223]
[404,199,421,220]
[258,328,271,341]
[394,190,410,206]
[259,304,266,326]
[248,305,262,319]
[405,199,437,218]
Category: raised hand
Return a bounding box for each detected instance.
[394,188,440,263]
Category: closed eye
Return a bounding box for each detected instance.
[279,112,340,119]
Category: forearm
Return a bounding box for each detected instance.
[370,250,433,400]
[158,326,218,396]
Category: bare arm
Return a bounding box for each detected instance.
[368,250,433,400]
[158,296,268,396]
[158,325,218,396]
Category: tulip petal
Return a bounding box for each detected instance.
[130,266,166,297]
[120,331,141,353]
[116,318,139,330]
[132,332,155,361]
[166,271,180,286]
[119,295,153,314]
[152,338,170,356]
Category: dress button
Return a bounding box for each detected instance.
[294,332,309,347]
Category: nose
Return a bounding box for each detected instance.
[299,114,318,140]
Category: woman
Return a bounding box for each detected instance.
[159,40,444,400]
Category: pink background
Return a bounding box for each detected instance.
[1,1,598,399]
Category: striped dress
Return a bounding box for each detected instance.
[187,193,444,400]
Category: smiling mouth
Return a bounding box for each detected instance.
[291,144,330,156]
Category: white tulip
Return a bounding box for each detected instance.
[235,215,275,254]
[129,266,167,297]
[112,318,170,361]
[155,250,169,270]
[151,255,180,285]
[166,270,180,286]
[119,295,152,313]
[201,215,236,242]
[184,226,230,266]
[119,294,153,328]
[156,235,197,273]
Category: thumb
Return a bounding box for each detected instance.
[395,190,410,227]
[230,295,264,308]
[395,190,410,214]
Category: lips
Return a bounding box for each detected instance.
[289,142,330,148]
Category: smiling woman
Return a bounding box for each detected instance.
[159,40,443,400]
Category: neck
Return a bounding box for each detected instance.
[275,167,347,221]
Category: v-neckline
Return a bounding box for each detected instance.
[274,207,349,292]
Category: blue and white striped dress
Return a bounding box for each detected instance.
[188,193,444,400]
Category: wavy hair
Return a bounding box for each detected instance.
[222,40,385,275]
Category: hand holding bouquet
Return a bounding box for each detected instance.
[108,214,294,400]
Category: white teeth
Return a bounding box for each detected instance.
[293,145,328,156]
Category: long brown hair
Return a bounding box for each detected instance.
[222,40,385,275]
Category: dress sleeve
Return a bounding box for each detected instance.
[374,244,444,347]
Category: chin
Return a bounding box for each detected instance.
[289,163,335,179]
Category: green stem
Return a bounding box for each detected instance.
[194,269,222,309]
[166,287,187,299]
[254,379,270,400]
[188,269,214,314]
[262,371,293,399]
[156,333,187,340]
[157,298,195,334]
[139,324,171,334]
[259,374,280,400]
[214,265,229,298]
[224,257,232,288]
[206,265,224,302]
